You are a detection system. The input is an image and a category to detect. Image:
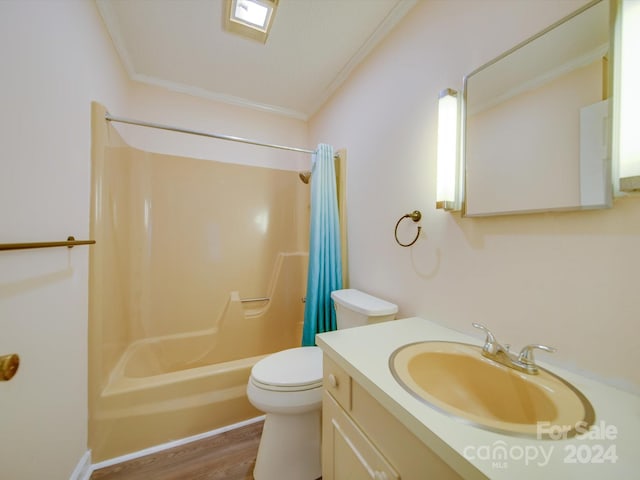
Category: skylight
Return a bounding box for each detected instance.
[233,0,269,30]
[224,0,278,43]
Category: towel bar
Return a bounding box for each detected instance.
[0,236,96,252]
[240,297,270,303]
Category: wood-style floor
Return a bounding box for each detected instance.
[90,421,263,480]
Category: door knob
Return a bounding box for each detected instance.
[0,353,20,381]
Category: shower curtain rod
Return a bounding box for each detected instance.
[105,113,332,156]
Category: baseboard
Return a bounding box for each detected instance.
[91,415,266,472]
[69,450,92,480]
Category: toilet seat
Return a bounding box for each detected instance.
[250,346,322,392]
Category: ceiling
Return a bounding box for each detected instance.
[97,0,417,120]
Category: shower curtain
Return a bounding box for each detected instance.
[302,144,343,346]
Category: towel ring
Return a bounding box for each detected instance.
[394,210,422,247]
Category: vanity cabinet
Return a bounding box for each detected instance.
[322,354,463,480]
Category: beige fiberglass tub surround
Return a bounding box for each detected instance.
[89,104,310,462]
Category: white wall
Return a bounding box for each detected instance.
[310,0,640,392]
[116,81,310,172]
[0,2,128,478]
[0,1,308,479]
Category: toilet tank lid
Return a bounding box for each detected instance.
[330,289,398,316]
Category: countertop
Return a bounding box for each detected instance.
[316,317,640,479]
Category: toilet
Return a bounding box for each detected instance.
[246,288,398,480]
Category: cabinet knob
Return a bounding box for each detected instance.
[327,373,338,388]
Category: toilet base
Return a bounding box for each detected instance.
[253,409,321,480]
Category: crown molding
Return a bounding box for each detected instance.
[132,73,309,120]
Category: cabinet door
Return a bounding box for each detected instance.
[323,392,400,480]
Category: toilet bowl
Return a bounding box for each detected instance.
[247,347,323,480]
[246,289,398,480]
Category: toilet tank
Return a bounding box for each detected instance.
[330,289,398,330]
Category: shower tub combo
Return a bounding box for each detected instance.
[89,103,310,462]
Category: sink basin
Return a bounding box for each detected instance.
[389,341,594,438]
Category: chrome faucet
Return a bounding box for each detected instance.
[472,323,556,375]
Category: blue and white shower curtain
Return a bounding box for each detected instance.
[301,144,342,346]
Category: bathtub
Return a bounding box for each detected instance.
[92,354,263,462]
[92,328,299,462]
[91,283,305,461]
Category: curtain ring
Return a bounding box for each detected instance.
[394,210,422,247]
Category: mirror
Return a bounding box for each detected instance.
[463,0,612,217]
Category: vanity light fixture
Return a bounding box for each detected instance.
[436,88,461,210]
[224,0,278,44]
[618,0,640,191]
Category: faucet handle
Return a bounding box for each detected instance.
[472,322,494,337]
[517,344,557,366]
[472,323,499,354]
